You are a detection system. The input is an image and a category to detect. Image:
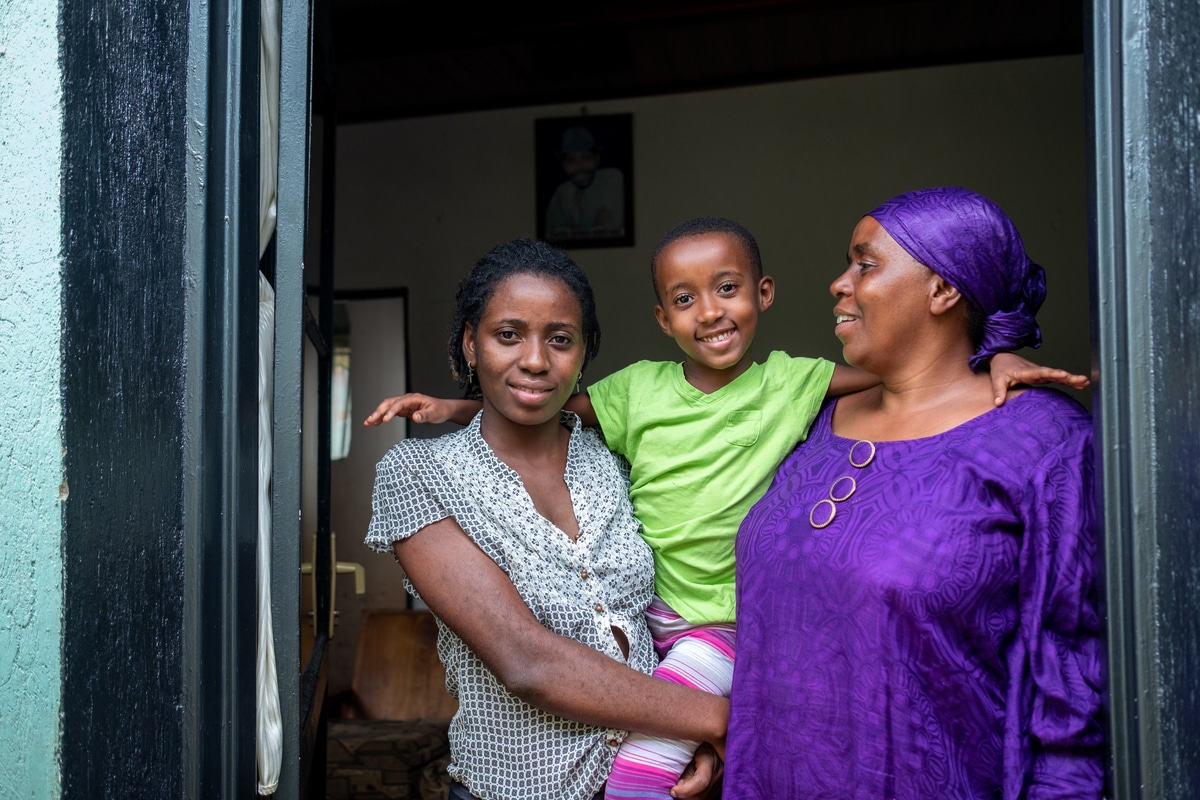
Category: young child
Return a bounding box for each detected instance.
[366,217,1087,798]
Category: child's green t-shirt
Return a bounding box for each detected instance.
[587,351,835,625]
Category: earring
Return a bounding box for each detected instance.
[467,362,475,386]
[575,371,582,394]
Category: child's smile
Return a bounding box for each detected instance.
[653,232,775,394]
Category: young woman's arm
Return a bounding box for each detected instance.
[393,518,728,747]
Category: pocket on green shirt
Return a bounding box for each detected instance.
[724,410,761,447]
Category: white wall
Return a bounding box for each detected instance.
[326,55,1089,402]
[311,54,1090,686]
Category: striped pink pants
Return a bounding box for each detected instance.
[605,597,736,799]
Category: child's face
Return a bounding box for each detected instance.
[653,232,774,391]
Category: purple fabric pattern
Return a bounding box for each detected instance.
[725,390,1104,800]
[867,187,1046,370]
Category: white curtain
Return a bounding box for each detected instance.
[256,0,283,794]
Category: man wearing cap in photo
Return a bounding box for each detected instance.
[546,125,626,239]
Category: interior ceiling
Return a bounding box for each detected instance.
[325,0,1084,123]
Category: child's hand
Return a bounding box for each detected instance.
[363,393,454,426]
[670,743,723,799]
[988,352,1091,406]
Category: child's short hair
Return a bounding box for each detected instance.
[650,216,764,299]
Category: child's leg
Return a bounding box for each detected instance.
[605,627,735,799]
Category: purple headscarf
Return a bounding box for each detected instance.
[867,186,1046,371]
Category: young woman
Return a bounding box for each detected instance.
[365,238,725,800]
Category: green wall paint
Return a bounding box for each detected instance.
[0,0,64,796]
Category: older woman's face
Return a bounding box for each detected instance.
[464,273,586,430]
[831,216,937,371]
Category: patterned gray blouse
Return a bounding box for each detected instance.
[366,412,658,800]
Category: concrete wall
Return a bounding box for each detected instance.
[0,0,64,796]
[310,54,1090,688]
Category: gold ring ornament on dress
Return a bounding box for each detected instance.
[849,440,876,468]
[810,498,837,529]
[810,441,875,529]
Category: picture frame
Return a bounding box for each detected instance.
[535,113,634,248]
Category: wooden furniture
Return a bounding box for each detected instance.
[327,610,458,799]
[326,719,451,800]
[341,609,459,721]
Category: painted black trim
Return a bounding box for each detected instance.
[182,0,261,795]
[1089,0,1200,798]
[294,2,338,795]
[270,0,315,793]
[314,102,335,645]
[59,0,190,796]
[299,632,330,796]
[1086,4,1139,798]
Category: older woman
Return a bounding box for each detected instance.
[365,239,725,800]
[724,188,1104,799]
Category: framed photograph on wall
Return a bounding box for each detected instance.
[536,113,634,248]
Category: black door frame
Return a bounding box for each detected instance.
[181,0,262,794]
[1088,1,1200,799]
[271,0,316,798]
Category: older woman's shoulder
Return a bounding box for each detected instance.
[1010,387,1092,425]
[985,387,1092,456]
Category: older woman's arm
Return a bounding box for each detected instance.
[1020,429,1105,799]
[393,517,729,748]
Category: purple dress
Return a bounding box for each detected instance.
[726,389,1104,800]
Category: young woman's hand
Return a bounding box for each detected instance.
[362,394,480,426]
[989,352,1091,406]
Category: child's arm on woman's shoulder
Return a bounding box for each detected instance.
[363,393,480,426]
[363,391,600,427]
[824,357,1090,407]
[826,365,880,398]
[987,352,1091,407]
[563,391,598,427]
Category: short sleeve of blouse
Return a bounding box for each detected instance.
[365,440,451,553]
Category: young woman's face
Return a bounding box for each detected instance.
[463,273,586,430]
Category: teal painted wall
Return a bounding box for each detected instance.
[0,0,64,797]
